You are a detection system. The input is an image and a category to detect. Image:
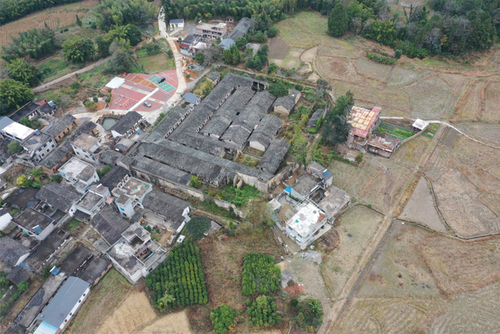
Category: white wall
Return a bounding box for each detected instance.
[0,213,12,230]
[249,141,266,152]
[60,287,90,331]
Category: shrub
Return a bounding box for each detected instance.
[268,82,288,98]
[242,253,280,296]
[394,40,428,59]
[267,27,279,37]
[395,49,402,59]
[366,52,396,65]
[247,295,281,327]
[50,174,62,183]
[8,141,23,154]
[186,216,211,239]
[355,152,363,163]
[290,297,299,308]
[93,97,98,103]
[146,237,208,310]
[210,303,236,334]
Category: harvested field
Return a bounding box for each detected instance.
[386,67,425,89]
[97,291,156,334]
[337,223,500,333]
[139,311,191,334]
[421,235,500,295]
[439,127,459,148]
[330,152,415,213]
[300,46,318,63]
[275,12,328,49]
[452,122,500,146]
[321,206,384,299]
[0,0,97,47]
[138,53,175,74]
[404,76,455,119]
[454,80,486,121]
[355,58,392,83]
[432,168,499,238]
[271,47,303,69]
[391,135,435,169]
[481,81,500,122]
[316,56,365,85]
[400,177,446,232]
[67,269,131,334]
[268,38,290,59]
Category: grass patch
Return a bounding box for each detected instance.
[426,123,440,134]
[235,154,260,167]
[375,121,414,140]
[138,53,175,73]
[38,56,70,81]
[218,185,260,208]
[63,219,81,232]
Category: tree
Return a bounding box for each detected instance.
[268,82,288,97]
[31,168,44,178]
[210,304,236,334]
[235,36,247,50]
[292,298,323,330]
[365,20,396,45]
[19,117,32,128]
[355,152,363,163]
[267,63,279,74]
[245,55,263,70]
[186,216,211,239]
[194,52,205,65]
[322,91,354,146]
[8,141,23,154]
[0,79,34,114]
[16,175,31,187]
[50,174,62,182]
[62,37,95,63]
[6,58,40,87]
[1,28,56,62]
[328,2,348,37]
[76,14,82,26]
[105,47,136,74]
[18,281,29,292]
[267,26,280,37]
[95,35,111,58]
[167,49,174,57]
[107,24,143,46]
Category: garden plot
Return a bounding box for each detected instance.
[391,135,435,169]
[432,168,499,238]
[400,177,446,232]
[321,206,384,299]
[403,76,455,119]
[355,58,393,83]
[271,47,303,69]
[316,56,366,86]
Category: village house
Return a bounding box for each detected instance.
[57,245,111,285]
[36,182,81,215]
[195,22,227,39]
[226,17,254,40]
[183,92,201,106]
[23,228,70,273]
[0,208,13,230]
[0,116,35,142]
[71,133,100,163]
[282,201,328,250]
[42,114,77,142]
[142,190,191,233]
[257,139,291,174]
[9,99,56,122]
[20,130,56,163]
[109,111,147,139]
[248,114,283,152]
[90,205,129,246]
[112,176,153,219]
[273,89,301,115]
[0,236,30,267]
[307,109,326,129]
[34,276,90,334]
[73,184,111,221]
[206,71,221,86]
[59,157,99,194]
[13,208,57,241]
[100,166,129,190]
[219,38,235,50]
[106,223,166,284]
[169,18,184,30]
[346,106,381,151]
[366,134,400,158]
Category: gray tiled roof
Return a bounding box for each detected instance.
[91,205,129,245]
[40,141,73,170]
[0,237,29,267]
[38,276,90,328]
[227,17,254,40]
[257,139,290,174]
[100,166,129,190]
[248,114,283,150]
[36,182,81,213]
[145,106,188,143]
[307,109,324,128]
[99,150,123,166]
[67,121,97,142]
[42,114,76,137]
[109,111,142,135]
[143,190,189,229]
[6,265,33,285]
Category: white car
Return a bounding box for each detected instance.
[177,235,186,243]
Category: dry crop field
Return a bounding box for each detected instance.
[335,223,500,333]
[0,0,97,47]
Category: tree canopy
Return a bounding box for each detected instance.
[268,82,289,98]
[0,79,34,115]
[210,304,236,334]
[1,28,56,62]
[8,141,23,154]
[328,2,349,37]
[62,37,95,63]
[186,216,211,239]
[6,58,41,87]
[322,91,354,146]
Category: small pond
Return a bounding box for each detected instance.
[102,117,119,130]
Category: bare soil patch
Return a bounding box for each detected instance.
[400,177,446,232]
[268,38,291,59]
[300,46,318,63]
[386,67,425,89]
[439,127,459,148]
[97,291,156,334]
[481,81,500,122]
[403,75,455,119]
[355,58,393,83]
[321,206,384,299]
[137,311,191,334]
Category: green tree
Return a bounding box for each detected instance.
[50,174,62,182]
[76,14,82,26]
[19,117,32,128]
[62,37,95,63]
[322,91,354,146]
[210,303,236,334]
[30,168,44,178]
[366,20,396,46]
[6,58,40,87]
[0,79,34,114]
[328,2,348,37]
[190,176,201,188]
[235,36,247,50]
[105,47,136,74]
[267,26,279,37]
[267,62,279,74]
[16,175,31,187]
[8,141,23,154]
[194,52,205,65]
[107,24,143,46]
[1,28,56,62]
[268,82,288,97]
[95,35,111,58]
[186,216,211,239]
